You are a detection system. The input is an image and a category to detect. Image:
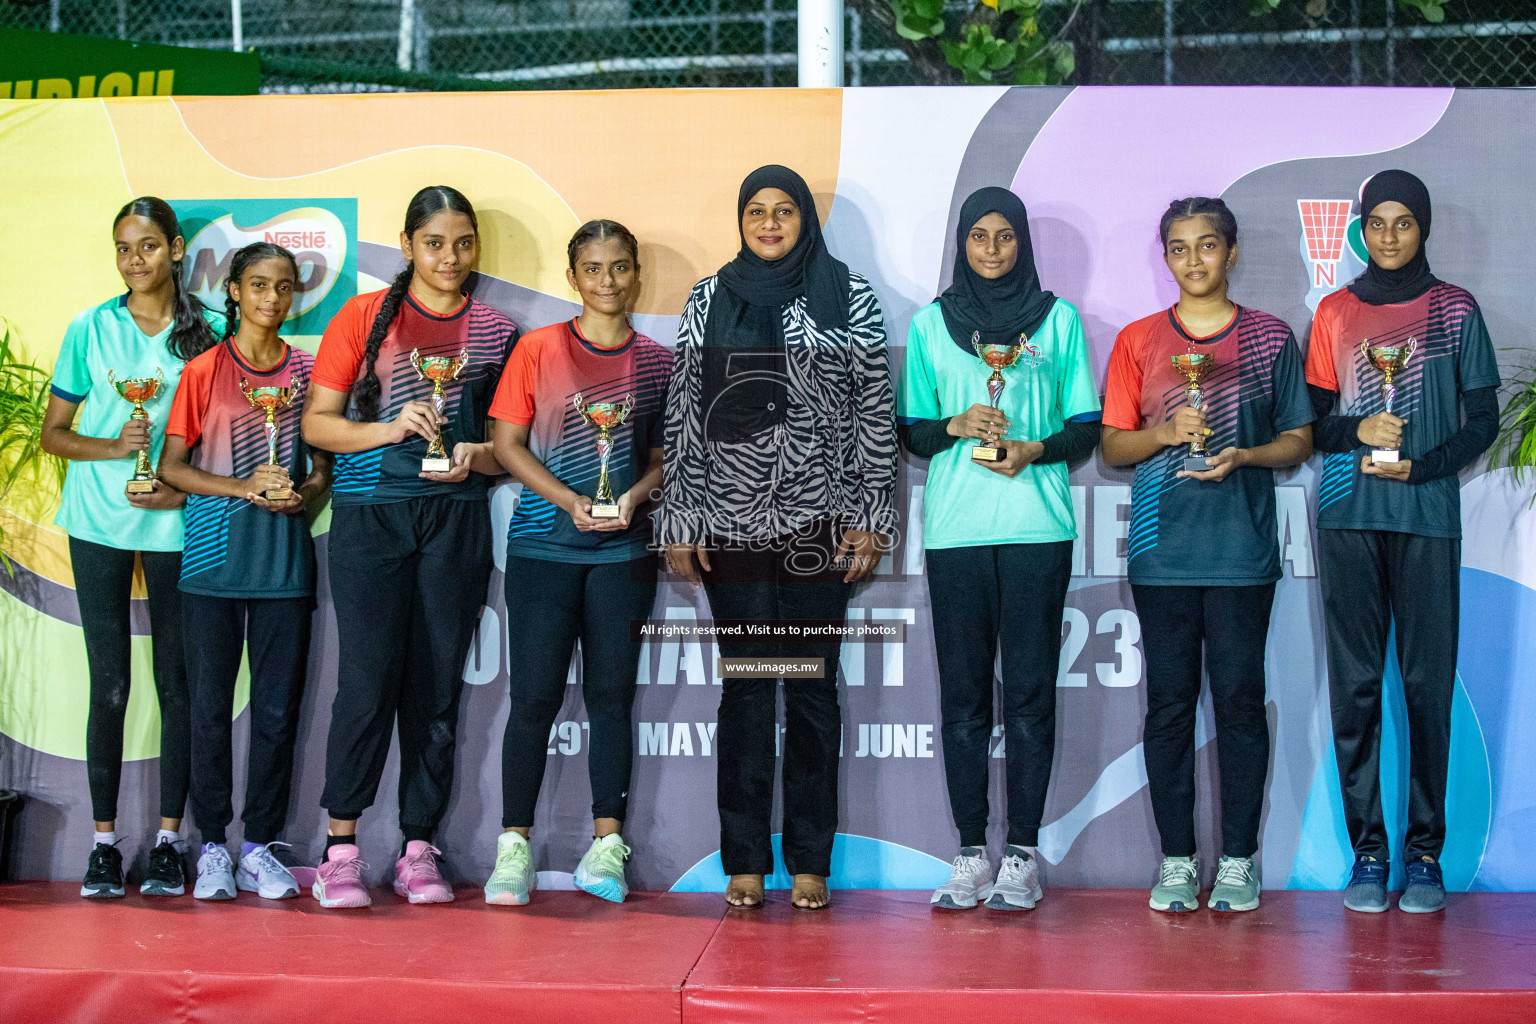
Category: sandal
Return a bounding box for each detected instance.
[725,874,765,909]
[791,874,829,911]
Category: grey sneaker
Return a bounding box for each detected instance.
[1399,856,1446,914]
[985,850,1043,911]
[194,843,237,901]
[930,850,992,909]
[237,842,300,899]
[1149,855,1200,912]
[1209,856,1260,912]
[1343,856,1389,913]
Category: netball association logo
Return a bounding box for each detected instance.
[1297,198,1367,312]
[171,198,358,333]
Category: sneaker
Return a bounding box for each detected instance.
[574,834,632,903]
[1209,856,1260,912]
[237,842,300,900]
[140,838,187,897]
[81,843,125,899]
[313,844,372,908]
[394,840,454,904]
[194,843,237,900]
[986,850,1043,911]
[1343,855,1389,913]
[930,850,992,909]
[484,831,535,906]
[1399,856,1446,914]
[1149,855,1200,913]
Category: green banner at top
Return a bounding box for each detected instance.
[0,28,259,98]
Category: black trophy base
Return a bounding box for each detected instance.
[264,487,293,502]
[590,503,621,519]
[1369,448,1401,464]
[1183,454,1213,472]
[421,456,452,473]
[971,443,1006,463]
[125,478,156,495]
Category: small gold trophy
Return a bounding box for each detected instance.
[572,392,636,519]
[238,377,304,501]
[409,347,469,473]
[1171,351,1215,472]
[1361,337,1417,464]
[107,367,165,494]
[970,331,1023,463]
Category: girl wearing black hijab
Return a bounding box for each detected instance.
[898,186,1101,911]
[1305,169,1500,915]
[656,165,898,911]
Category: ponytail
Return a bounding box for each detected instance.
[350,185,479,422]
[113,196,217,362]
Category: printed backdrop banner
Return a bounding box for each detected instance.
[1,87,1533,893]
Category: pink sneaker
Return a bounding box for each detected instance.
[312,845,372,909]
[394,841,454,904]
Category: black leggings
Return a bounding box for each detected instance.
[500,553,658,828]
[69,536,190,824]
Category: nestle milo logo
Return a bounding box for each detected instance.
[172,199,358,334]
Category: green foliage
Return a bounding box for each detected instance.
[891,0,1076,85]
[1248,0,1445,20]
[892,0,946,41]
[0,327,64,574]
[1490,353,1536,500]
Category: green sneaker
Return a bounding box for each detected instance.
[574,834,631,903]
[484,832,535,906]
[1210,856,1261,912]
[1150,855,1200,913]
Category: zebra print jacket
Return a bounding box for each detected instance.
[654,273,899,546]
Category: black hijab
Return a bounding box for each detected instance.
[938,186,1057,352]
[1347,169,1439,306]
[701,165,851,441]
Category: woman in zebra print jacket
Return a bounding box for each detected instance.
[656,165,898,911]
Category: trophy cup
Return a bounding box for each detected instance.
[970,331,1023,463]
[107,367,165,494]
[238,376,304,501]
[410,347,469,473]
[1171,351,1215,472]
[572,392,636,518]
[1360,337,1417,464]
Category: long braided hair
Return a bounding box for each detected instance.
[113,197,218,361]
[351,186,479,422]
[222,242,300,339]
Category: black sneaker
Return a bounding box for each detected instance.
[81,842,125,899]
[140,838,187,896]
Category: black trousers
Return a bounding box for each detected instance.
[1132,582,1275,860]
[69,537,190,824]
[321,495,491,837]
[1319,528,1459,862]
[927,541,1072,848]
[702,519,853,877]
[184,593,312,846]
[501,552,658,828]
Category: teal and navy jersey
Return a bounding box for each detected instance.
[166,339,315,598]
[1304,282,1500,539]
[311,288,519,506]
[488,319,672,563]
[1103,306,1313,587]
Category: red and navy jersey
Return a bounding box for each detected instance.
[1104,306,1312,587]
[166,339,316,598]
[489,319,672,563]
[312,289,519,506]
[1305,283,1499,539]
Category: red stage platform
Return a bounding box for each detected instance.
[2,884,1534,1023]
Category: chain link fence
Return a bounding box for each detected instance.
[3,0,1533,91]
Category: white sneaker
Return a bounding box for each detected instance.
[194,843,237,901]
[484,831,536,906]
[573,833,631,903]
[237,842,300,899]
[986,850,1043,910]
[931,850,993,909]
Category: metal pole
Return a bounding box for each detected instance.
[1385,0,1396,84]
[848,5,862,87]
[798,0,844,87]
[1162,0,1173,85]
[48,0,59,33]
[397,0,414,72]
[1349,0,1361,85]
[763,0,774,87]
[232,0,243,51]
[117,0,127,40]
